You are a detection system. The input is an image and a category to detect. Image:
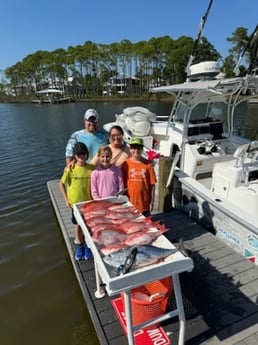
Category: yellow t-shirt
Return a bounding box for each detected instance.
[61,164,95,206]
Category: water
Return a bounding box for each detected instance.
[0,101,171,345]
[1,100,257,345]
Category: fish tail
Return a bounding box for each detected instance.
[178,238,189,257]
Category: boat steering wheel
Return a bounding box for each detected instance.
[197,139,217,155]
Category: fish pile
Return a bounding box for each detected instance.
[79,199,170,256]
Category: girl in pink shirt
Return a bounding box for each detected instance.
[91,145,124,199]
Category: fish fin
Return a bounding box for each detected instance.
[122,247,138,274]
[158,223,169,233]
[178,238,189,257]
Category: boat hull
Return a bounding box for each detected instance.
[172,171,258,265]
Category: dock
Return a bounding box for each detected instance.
[32,96,72,104]
[47,179,258,345]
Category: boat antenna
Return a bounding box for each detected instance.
[185,0,214,80]
[233,24,258,76]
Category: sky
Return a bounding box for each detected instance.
[1,0,257,74]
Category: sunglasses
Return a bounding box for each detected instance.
[130,145,143,150]
[86,117,97,123]
[110,134,122,139]
[76,152,87,156]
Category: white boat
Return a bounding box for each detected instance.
[32,88,72,104]
[103,0,258,264]
[104,63,258,265]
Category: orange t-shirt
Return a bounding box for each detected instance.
[121,158,156,213]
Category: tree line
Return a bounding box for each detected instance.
[0,26,255,99]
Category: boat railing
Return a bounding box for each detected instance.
[155,115,170,120]
[234,140,258,160]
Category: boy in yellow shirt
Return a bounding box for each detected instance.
[59,142,95,260]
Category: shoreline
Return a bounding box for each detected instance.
[0,95,172,104]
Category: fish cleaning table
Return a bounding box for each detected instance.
[73,197,194,345]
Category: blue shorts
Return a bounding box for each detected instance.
[142,210,151,217]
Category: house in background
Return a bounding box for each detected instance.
[103,75,140,96]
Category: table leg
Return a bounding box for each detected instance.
[173,274,186,345]
[124,290,135,345]
[94,261,106,299]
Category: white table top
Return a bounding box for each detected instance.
[73,197,194,296]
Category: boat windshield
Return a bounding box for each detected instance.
[173,103,187,122]
[191,102,228,124]
[174,101,228,125]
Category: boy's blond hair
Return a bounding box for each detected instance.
[97,145,112,157]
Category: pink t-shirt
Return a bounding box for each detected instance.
[91,165,124,199]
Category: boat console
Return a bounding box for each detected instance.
[181,119,231,179]
[183,140,230,180]
[187,120,224,142]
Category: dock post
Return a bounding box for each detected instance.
[158,157,174,212]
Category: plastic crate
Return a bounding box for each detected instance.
[121,277,173,330]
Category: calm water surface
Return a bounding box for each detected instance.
[0,101,172,345]
[0,100,257,345]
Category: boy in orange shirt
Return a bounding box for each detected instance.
[121,137,156,216]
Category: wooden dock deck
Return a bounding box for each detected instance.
[47,179,258,345]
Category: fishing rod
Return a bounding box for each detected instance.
[185,0,214,78]
[233,24,258,75]
[248,24,258,74]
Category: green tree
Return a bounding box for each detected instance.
[2,26,251,99]
[226,27,249,74]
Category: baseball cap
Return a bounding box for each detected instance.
[73,142,89,156]
[84,109,99,122]
[129,137,144,146]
